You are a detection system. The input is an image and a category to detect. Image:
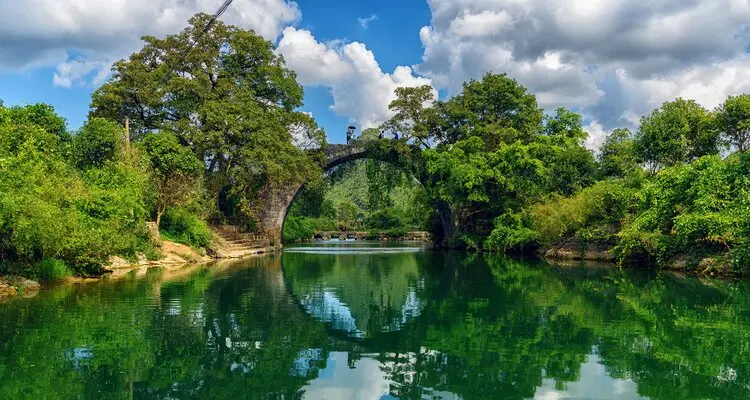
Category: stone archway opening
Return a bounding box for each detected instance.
[261,142,443,244]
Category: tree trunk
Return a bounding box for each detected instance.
[155,207,164,230]
[437,201,455,244]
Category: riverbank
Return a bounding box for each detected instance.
[0,237,282,301]
[540,236,737,277]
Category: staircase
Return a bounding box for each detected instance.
[210,225,273,259]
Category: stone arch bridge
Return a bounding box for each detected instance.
[258,143,371,243]
[258,142,454,244]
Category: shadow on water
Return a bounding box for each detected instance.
[1,243,750,399]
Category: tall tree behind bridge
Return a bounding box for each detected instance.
[90,13,323,224]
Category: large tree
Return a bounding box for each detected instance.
[716,94,750,152]
[598,128,639,179]
[633,98,719,173]
[90,13,321,224]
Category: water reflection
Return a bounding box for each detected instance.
[0,246,750,399]
[283,245,426,338]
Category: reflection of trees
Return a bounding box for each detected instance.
[0,259,330,399]
[3,253,750,399]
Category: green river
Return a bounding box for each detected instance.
[2,242,750,399]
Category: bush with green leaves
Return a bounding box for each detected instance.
[366,208,407,230]
[35,258,73,283]
[159,208,213,249]
[0,102,154,276]
[614,154,750,271]
[73,118,122,168]
[283,216,315,243]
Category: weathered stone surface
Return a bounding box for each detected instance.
[108,256,132,269]
[544,240,615,262]
[257,142,451,244]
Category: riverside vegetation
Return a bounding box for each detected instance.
[1,12,749,281]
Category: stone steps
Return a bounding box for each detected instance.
[210,225,272,259]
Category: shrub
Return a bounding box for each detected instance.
[35,258,73,283]
[485,213,540,253]
[528,180,635,246]
[283,216,315,243]
[160,208,212,248]
[308,217,338,232]
[367,208,407,230]
[386,227,409,239]
[0,113,153,276]
[613,154,750,269]
[73,118,122,168]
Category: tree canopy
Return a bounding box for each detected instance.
[90,13,322,224]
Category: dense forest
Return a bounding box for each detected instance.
[1,12,749,279]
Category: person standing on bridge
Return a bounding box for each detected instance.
[346,125,356,144]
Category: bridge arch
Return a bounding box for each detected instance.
[259,141,454,245]
[259,143,383,243]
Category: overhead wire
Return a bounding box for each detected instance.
[176,0,235,67]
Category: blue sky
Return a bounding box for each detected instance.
[1,0,749,147]
[293,0,430,142]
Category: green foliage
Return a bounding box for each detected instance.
[6,103,69,142]
[633,98,719,173]
[91,13,321,224]
[385,227,409,239]
[73,118,122,168]
[485,213,540,253]
[35,258,73,283]
[289,159,427,235]
[367,208,407,230]
[716,94,750,152]
[383,85,435,148]
[160,208,213,249]
[613,154,750,270]
[598,128,639,179]
[0,102,154,276]
[283,216,315,242]
[140,132,203,227]
[528,180,637,246]
[337,201,360,230]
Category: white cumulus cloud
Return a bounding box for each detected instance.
[0,0,301,86]
[416,0,750,149]
[278,27,433,129]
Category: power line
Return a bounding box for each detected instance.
[177,0,235,65]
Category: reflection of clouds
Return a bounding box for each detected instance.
[298,287,425,337]
[302,352,463,400]
[533,353,646,400]
[291,348,325,378]
[303,353,389,400]
[399,289,423,325]
[299,289,364,337]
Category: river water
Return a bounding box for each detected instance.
[1,242,749,399]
